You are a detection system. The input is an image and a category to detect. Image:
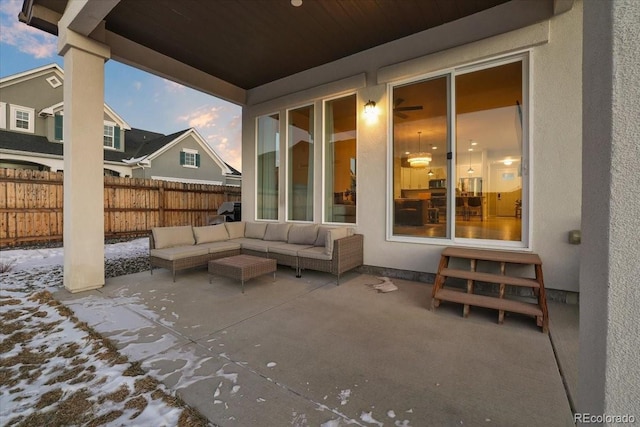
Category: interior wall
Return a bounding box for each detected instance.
[242,3,583,292]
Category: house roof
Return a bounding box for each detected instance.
[131,129,188,158]
[38,100,132,131]
[225,163,241,176]
[19,0,561,104]
[0,126,239,176]
[135,128,234,176]
[0,129,135,163]
[0,63,63,87]
[0,130,61,157]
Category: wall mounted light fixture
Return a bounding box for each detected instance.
[364,100,376,115]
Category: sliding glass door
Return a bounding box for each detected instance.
[391,54,528,246]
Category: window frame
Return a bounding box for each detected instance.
[103,122,116,149]
[181,148,199,168]
[255,112,281,221]
[285,103,315,223]
[9,105,35,133]
[386,51,531,249]
[0,102,6,129]
[322,92,358,225]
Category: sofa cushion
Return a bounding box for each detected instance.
[198,241,241,254]
[325,227,350,255]
[245,222,268,239]
[288,224,319,245]
[264,223,291,241]
[152,226,194,249]
[150,245,208,261]
[239,238,276,253]
[298,246,333,261]
[193,224,229,244]
[269,243,314,257]
[225,221,246,239]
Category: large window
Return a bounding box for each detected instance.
[287,105,314,222]
[257,114,280,220]
[324,94,357,223]
[391,55,528,246]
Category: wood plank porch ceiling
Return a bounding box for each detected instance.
[30,0,510,90]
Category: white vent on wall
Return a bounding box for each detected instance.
[46,76,61,88]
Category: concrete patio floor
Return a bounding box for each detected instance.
[54,266,577,427]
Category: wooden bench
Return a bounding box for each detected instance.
[430,247,549,333]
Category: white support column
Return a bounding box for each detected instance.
[58,28,110,293]
[580,0,640,418]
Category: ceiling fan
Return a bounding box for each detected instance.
[393,98,423,119]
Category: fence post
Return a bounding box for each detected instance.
[158,181,165,227]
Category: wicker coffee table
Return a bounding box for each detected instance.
[208,254,277,293]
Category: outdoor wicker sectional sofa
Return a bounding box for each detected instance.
[149,221,363,283]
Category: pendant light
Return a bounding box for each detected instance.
[467,139,474,174]
[407,131,432,168]
[427,143,435,176]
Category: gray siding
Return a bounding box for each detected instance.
[0,71,63,137]
[149,135,226,183]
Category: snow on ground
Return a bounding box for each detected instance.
[1,240,415,427]
[1,237,149,272]
[0,238,209,426]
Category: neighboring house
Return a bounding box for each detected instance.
[0,64,240,187]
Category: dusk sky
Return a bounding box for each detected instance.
[0,0,243,171]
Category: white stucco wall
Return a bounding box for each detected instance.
[242,3,584,292]
[579,0,640,416]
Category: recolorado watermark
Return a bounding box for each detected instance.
[574,413,636,424]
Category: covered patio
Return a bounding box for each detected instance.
[55,267,577,426]
[19,0,639,417]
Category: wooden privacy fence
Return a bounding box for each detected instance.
[0,168,241,247]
